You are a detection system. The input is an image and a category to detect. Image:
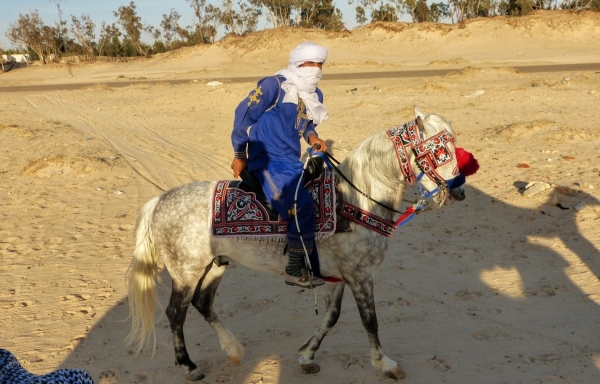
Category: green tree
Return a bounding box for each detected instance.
[372,3,398,21]
[296,0,345,29]
[506,0,535,14]
[533,0,554,8]
[70,14,96,58]
[413,0,428,21]
[428,2,450,22]
[355,5,367,23]
[153,40,167,53]
[349,0,407,25]
[160,9,181,46]
[49,0,68,54]
[249,0,294,26]
[122,38,139,56]
[349,0,377,25]
[448,0,495,21]
[98,22,121,56]
[6,10,52,64]
[113,1,158,56]
[185,0,221,43]
[42,24,61,59]
[219,0,262,35]
[581,0,598,8]
[53,19,69,55]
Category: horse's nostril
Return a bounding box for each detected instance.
[450,187,466,201]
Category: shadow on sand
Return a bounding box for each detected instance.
[56,182,600,383]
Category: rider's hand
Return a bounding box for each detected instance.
[231,158,247,179]
[308,135,327,153]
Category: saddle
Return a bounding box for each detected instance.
[210,158,349,241]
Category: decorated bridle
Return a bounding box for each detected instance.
[315,116,478,237]
[387,117,458,191]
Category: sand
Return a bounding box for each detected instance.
[1,9,600,384]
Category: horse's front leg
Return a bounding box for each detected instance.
[348,278,406,380]
[298,281,346,374]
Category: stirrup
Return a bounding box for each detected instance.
[285,269,324,288]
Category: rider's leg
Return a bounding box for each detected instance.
[285,186,324,288]
[253,163,323,288]
[286,187,315,277]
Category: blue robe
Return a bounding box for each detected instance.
[231,75,324,246]
[231,75,323,172]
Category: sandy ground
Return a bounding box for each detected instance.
[1,9,600,384]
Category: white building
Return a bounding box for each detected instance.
[1,54,30,63]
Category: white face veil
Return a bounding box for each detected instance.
[275,42,328,125]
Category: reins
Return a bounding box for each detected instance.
[308,116,458,228]
[318,151,407,215]
[312,149,433,227]
[292,129,452,302]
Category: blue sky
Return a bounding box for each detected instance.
[0,0,366,49]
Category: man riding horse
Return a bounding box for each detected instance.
[230,41,329,289]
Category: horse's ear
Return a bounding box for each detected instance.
[414,105,426,120]
[416,116,425,132]
[417,116,425,131]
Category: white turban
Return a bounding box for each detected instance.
[288,41,328,66]
[275,41,329,124]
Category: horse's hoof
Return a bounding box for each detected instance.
[300,363,320,374]
[227,355,241,366]
[384,366,406,380]
[185,367,206,381]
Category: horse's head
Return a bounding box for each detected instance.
[412,106,478,207]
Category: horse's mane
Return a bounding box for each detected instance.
[337,132,405,216]
[336,113,455,216]
[339,132,400,186]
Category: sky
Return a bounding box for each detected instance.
[0,0,367,49]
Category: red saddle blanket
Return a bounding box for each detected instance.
[210,168,336,241]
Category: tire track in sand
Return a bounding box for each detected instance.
[24,94,230,191]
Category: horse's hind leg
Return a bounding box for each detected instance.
[348,278,406,380]
[166,283,206,381]
[298,281,346,374]
[191,261,244,365]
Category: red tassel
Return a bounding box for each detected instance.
[456,147,479,176]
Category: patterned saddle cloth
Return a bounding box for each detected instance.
[210,167,338,241]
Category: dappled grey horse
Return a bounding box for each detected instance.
[127,106,474,381]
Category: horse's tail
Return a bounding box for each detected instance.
[126,195,161,354]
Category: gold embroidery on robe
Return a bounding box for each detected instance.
[296,99,310,136]
[248,86,263,106]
